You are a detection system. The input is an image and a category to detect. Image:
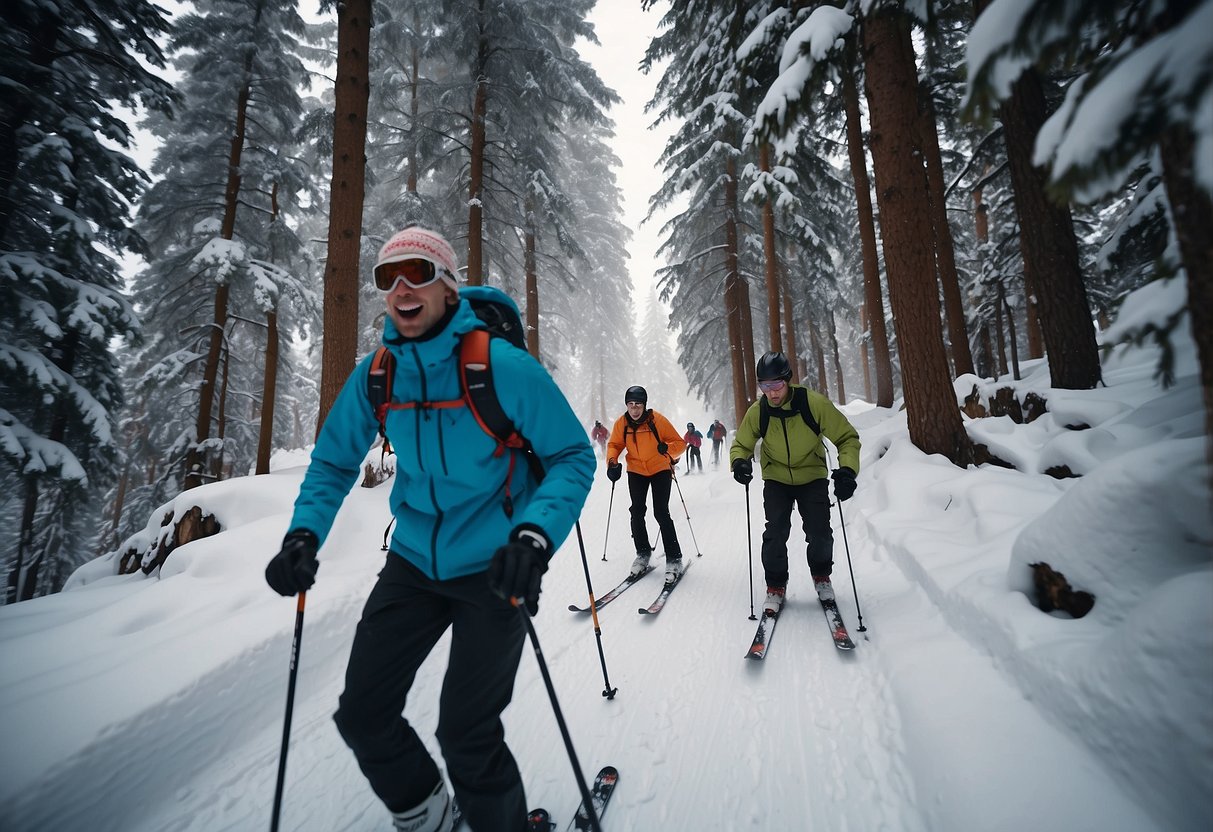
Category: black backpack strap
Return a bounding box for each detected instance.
[793,387,821,436]
[460,331,545,518]
[368,347,394,458]
[759,387,820,438]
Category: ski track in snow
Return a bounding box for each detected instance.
[2,466,1163,831]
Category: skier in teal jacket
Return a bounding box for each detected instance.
[265,226,594,832]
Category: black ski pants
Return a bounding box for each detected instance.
[333,553,527,831]
[760,477,833,587]
[710,439,722,465]
[686,446,702,472]
[628,469,680,557]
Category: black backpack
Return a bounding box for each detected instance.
[758,386,821,440]
[367,286,544,525]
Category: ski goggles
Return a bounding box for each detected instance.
[374,258,445,291]
[758,379,787,392]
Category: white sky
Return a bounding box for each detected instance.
[2,276,1209,831]
[583,1,675,306]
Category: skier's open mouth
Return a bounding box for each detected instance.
[395,302,423,319]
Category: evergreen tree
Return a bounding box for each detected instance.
[130,0,321,493]
[0,0,175,602]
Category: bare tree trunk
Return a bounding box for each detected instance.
[842,55,894,406]
[999,67,1101,389]
[724,154,749,421]
[808,317,828,396]
[829,310,846,404]
[780,260,800,383]
[407,8,420,194]
[524,202,540,358]
[1158,123,1213,482]
[317,0,371,432]
[466,0,489,286]
[760,142,782,352]
[860,303,873,400]
[918,87,973,377]
[862,9,973,465]
[256,309,279,475]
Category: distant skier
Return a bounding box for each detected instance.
[706,419,727,466]
[590,420,609,457]
[729,351,860,615]
[264,225,594,832]
[683,422,704,473]
[605,385,687,582]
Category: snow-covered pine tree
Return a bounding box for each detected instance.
[0,0,175,602]
[644,0,770,423]
[967,0,1213,463]
[129,0,321,497]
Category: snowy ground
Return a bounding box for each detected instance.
[2,282,1210,832]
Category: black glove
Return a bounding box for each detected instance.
[832,467,857,501]
[488,525,550,615]
[266,530,320,596]
[732,458,753,485]
[657,442,669,456]
[606,461,622,482]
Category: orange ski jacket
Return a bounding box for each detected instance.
[607,409,686,477]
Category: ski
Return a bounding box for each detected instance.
[453,804,553,830]
[568,566,654,613]
[744,608,779,660]
[820,597,855,650]
[637,560,692,615]
[566,765,619,831]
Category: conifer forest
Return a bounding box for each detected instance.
[2,0,1210,602]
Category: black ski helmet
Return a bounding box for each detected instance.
[624,385,648,405]
[756,351,792,381]
[687,422,694,429]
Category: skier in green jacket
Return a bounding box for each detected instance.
[729,351,861,613]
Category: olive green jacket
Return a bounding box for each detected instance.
[728,385,861,485]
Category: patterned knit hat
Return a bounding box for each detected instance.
[374,227,460,291]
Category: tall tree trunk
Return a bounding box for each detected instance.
[759,142,782,352]
[998,67,1101,389]
[828,310,846,404]
[256,182,281,476]
[918,86,973,377]
[524,202,540,358]
[407,8,421,194]
[317,0,372,432]
[808,317,828,396]
[860,303,873,400]
[256,308,279,475]
[841,55,894,407]
[724,155,749,421]
[780,260,800,384]
[466,1,489,286]
[862,10,973,465]
[1158,124,1213,481]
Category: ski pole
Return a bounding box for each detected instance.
[745,481,756,620]
[513,600,602,832]
[826,448,867,634]
[666,460,703,557]
[574,521,618,699]
[270,591,306,832]
[601,481,615,562]
[834,495,866,632]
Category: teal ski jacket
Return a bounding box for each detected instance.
[289,297,594,579]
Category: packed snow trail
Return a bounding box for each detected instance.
[0,460,1165,831]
